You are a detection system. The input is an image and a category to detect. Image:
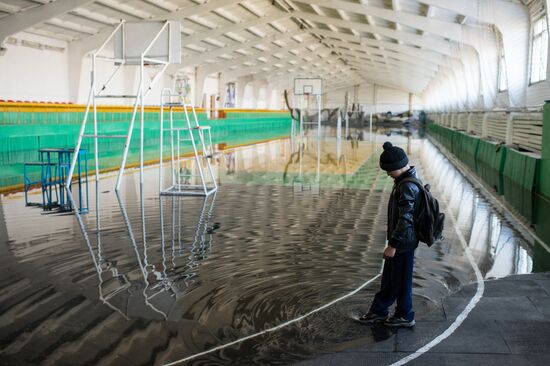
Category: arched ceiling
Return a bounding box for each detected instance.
[0,0,501,94]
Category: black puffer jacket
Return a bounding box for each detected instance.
[387,166,422,253]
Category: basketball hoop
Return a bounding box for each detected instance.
[175,75,191,97]
[294,78,322,96]
[146,63,164,85]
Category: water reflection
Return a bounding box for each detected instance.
[418,141,533,279]
[71,178,219,322]
[217,130,377,190]
[0,135,543,365]
[154,193,218,315]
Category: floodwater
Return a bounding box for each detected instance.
[0,129,539,365]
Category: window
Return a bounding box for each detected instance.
[530,16,549,83]
[497,32,508,91]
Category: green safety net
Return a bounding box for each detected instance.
[0,110,292,189]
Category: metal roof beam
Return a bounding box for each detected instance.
[167,30,306,75]
[347,60,435,81]
[420,0,524,22]
[353,68,429,82]
[228,52,342,80]
[309,28,447,65]
[182,12,291,46]
[69,7,289,59]
[263,64,355,83]
[164,0,237,20]
[294,0,462,41]
[200,40,320,75]
[0,0,95,46]
[228,50,356,81]
[256,48,357,77]
[292,11,452,56]
[327,40,440,72]
[184,30,307,67]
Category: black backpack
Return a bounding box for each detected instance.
[398,177,445,247]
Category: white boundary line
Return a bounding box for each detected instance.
[163,267,383,365]
[164,154,391,365]
[389,160,485,366]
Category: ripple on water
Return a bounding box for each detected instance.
[0,137,535,365]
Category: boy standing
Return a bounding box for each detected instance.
[360,141,421,328]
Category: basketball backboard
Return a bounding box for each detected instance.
[114,21,181,65]
[294,78,322,95]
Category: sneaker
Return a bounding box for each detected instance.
[384,316,415,328]
[356,312,387,324]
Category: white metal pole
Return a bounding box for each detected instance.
[115,81,140,191]
[337,109,342,162]
[99,22,124,53]
[92,54,101,231]
[369,112,373,142]
[291,94,296,154]
[205,129,218,191]
[174,196,179,253]
[139,56,144,186]
[170,105,175,189]
[185,102,208,195]
[92,55,99,185]
[97,63,124,94]
[69,22,124,189]
[145,64,168,96]
[141,22,169,60]
[291,119,295,154]
[317,94,321,183]
[159,197,165,270]
[299,95,304,180]
[177,129,181,190]
[65,84,93,189]
[191,104,210,157]
[159,92,164,194]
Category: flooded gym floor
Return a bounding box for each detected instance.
[0,132,540,365]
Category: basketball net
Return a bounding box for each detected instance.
[175,76,191,104]
[146,64,164,87]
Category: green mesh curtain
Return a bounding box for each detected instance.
[0,109,291,189]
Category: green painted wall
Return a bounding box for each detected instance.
[427,115,550,267]
[540,102,550,198]
[476,139,507,195]
[534,192,550,271]
[0,110,292,189]
[426,119,539,222]
[535,101,550,255]
[502,148,539,221]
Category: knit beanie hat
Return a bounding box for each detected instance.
[379,141,409,171]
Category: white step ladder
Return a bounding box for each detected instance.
[159,89,218,196]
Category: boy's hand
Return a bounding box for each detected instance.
[383,246,396,259]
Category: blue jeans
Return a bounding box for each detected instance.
[369,250,415,321]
